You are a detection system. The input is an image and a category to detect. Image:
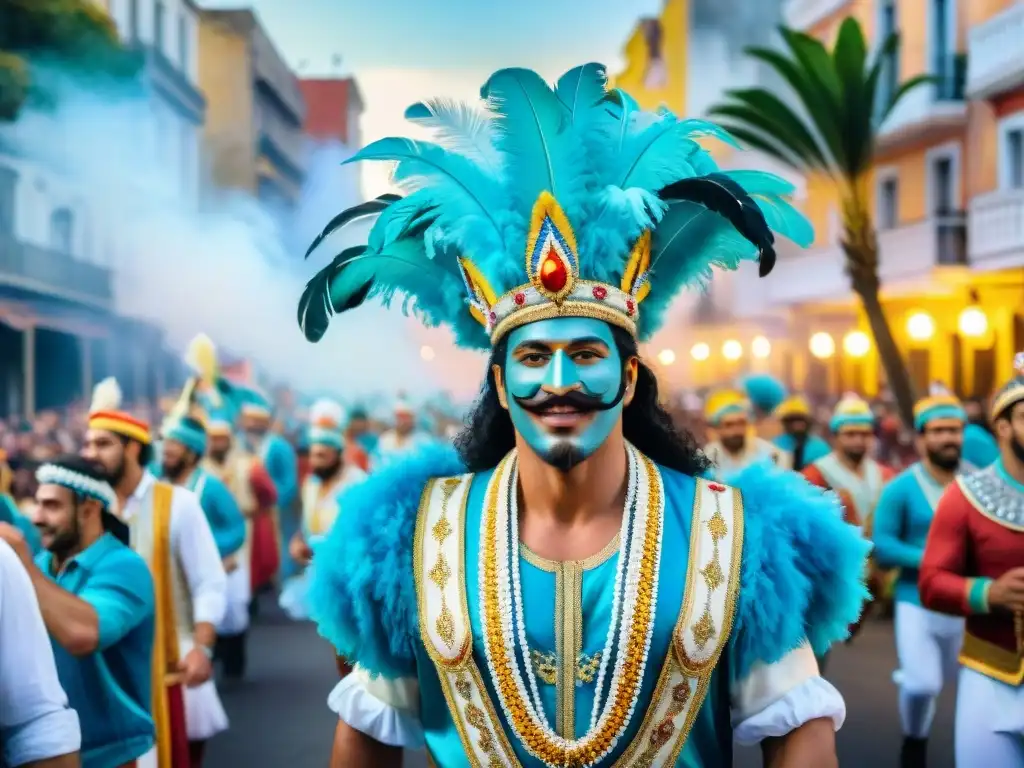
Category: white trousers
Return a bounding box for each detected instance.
[893,601,964,738]
[956,667,1024,767]
[217,564,251,636]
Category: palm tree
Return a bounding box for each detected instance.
[708,17,931,427]
[0,0,140,121]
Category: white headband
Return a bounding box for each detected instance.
[36,464,117,512]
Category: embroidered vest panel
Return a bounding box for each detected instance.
[814,455,883,525]
[413,459,744,767]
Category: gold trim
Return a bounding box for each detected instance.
[990,385,1024,422]
[959,631,1024,685]
[519,533,621,573]
[490,299,638,346]
[525,192,579,304]
[957,475,1024,533]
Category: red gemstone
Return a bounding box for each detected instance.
[592,286,608,300]
[488,311,497,323]
[626,299,636,316]
[513,292,526,306]
[708,483,726,492]
[539,248,568,293]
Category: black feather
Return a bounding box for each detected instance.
[297,245,368,342]
[303,194,401,260]
[658,173,777,277]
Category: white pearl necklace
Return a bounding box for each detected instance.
[480,444,663,764]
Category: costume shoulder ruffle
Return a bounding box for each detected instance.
[723,461,871,679]
[309,444,465,679]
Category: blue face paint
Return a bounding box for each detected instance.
[503,317,626,468]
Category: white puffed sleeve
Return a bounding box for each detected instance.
[328,665,425,749]
[731,641,846,746]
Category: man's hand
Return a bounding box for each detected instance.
[0,522,32,565]
[988,568,1024,612]
[289,532,313,566]
[178,646,213,687]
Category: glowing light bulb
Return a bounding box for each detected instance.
[722,340,743,361]
[657,348,676,366]
[958,307,988,338]
[690,342,710,361]
[843,331,871,358]
[906,312,935,342]
[420,345,435,361]
[751,336,771,359]
[809,332,836,360]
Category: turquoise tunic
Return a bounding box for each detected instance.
[872,463,948,606]
[184,469,247,559]
[414,468,734,766]
[0,493,41,554]
[773,434,830,467]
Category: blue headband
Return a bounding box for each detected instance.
[709,403,747,426]
[829,413,874,433]
[307,426,344,451]
[914,404,966,431]
[164,420,207,456]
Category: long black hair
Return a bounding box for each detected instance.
[454,324,711,476]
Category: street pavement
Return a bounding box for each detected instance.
[207,597,955,767]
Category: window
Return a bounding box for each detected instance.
[50,208,74,254]
[128,0,138,40]
[1007,128,1024,190]
[0,166,16,235]
[878,176,898,230]
[878,1,898,109]
[932,156,954,215]
[154,1,165,53]
[178,14,189,70]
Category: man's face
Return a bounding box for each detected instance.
[394,411,415,435]
[161,438,194,479]
[996,402,1024,464]
[782,416,810,439]
[309,443,342,479]
[497,317,634,472]
[242,415,269,443]
[717,414,748,453]
[81,429,129,484]
[918,418,963,471]
[33,484,83,559]
[348,417,368,437]
[208,434,232,463]
[835,427,873,465]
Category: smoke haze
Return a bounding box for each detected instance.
[2,67,451,400]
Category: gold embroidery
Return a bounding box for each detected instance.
[577,651,603,684]
[458,673,505,767]
[633,677,692,767]
[431,515,453,543]
[687,488,729,652]
[529,649,604,687]
[692,609,715,650]
[429,479,460,649]
[701,559,724,591]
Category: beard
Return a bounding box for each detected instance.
[208,448,229,464]
[543,442,586,472]
[927,444,961,472]
[161,456,188,482]
[312,459,343,481]
[38,511,80,562]
[103,454,127,486]
[721,434,746,454]
[1012,435,1024,465]
[841,448,866,466]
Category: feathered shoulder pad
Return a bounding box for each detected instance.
[723,461,871,679]
[309,443,465,679]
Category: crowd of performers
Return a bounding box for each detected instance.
[2,62,1024,768]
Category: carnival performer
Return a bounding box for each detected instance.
[202,411,278,679]
[872,389,969,768]
[346,406,379,459]
[773,394,831,473]
[0,454,155,768]
[81,378,228,768]
[920,352,1024,768]
[280,399,367,621]
[298,64,869,767]
[237,388,298,582]
[374,397,433,467]
[703,388,791,475]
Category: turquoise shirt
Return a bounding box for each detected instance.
[260,434,298,510]
[0,494,41,554]
[773,433,830,467]
[872,463,950,605]
[185,469,246,559]
[35,534,155,768]
[963,423,999,469]
[415,468,734,767]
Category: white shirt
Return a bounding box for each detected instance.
[0,540,81,766]
[121,471,228,627]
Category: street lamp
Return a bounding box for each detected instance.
[809,332,835,360]
[751,336,771,359]
[958,306,988,338]
[843,331,871,358]
[722,340,743,361]
[906,311,935,342]
[657,348,676,366]
[690,342,710,361]
[420,345,435,361]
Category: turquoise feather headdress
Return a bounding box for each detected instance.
[298,63,813,349]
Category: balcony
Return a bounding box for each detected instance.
[255,90,306,186]
[877,55,967,152]
[781,0,851,31]
[765,215,967,307]
[0,236,114,309]
[129,43,206,125]
[968,189,1024,271]
[966,3,1024,100]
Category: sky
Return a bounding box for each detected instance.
[205,0,663,197]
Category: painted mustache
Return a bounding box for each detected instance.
[513,388,619,415]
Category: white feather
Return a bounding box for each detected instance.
[310,398,344,428]
[90,377,123,413]
[408,98,502,174]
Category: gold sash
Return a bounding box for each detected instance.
[150,481,181,768]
